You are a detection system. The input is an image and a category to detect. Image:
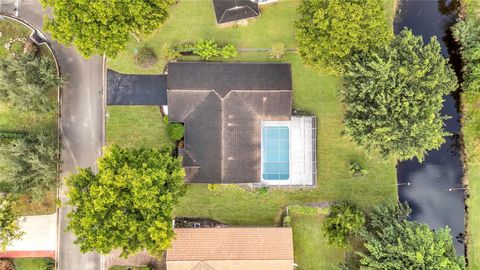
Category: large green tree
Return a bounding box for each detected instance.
[342,29,457,161]
[452,17,480,93]
[66,145,185,257]
[358,202,465,270]
[295,0,392,72]
[41,0,175,58]
[322,201,365,248]
[0,195,24,250]
[0,133,59,195]
[0,54,60,113]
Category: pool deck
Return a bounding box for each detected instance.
[260,116,316,186]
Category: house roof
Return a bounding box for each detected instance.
[107,70,167,105]
[166,228,294,270]
[212,0,260,24]
[167,62,292,183]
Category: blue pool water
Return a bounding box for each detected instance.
[262,126,289,180]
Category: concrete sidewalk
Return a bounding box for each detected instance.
[0,214,57,258]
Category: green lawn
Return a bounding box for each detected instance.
[108,0,299,74]
[290,207,345,270]
[460,1,480,269]
[12,258,54,270]
[106,106,171,149]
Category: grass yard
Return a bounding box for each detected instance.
[461,1,480,269]
[108,0,299,74]
[12,258,54,270]
[106,106,171,149]
[290,207,345,270]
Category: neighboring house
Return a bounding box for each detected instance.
[166,228,294,270]
[167,62,316,186]
[212,0,260,24]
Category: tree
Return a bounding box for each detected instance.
[358,202,465,270]
[295,0,392,72]
[452,17,480,93]
[66,145,186,257]
[0,133,59,196]
[0,195,24,250]
[41,0,175,58]
[322,201,365,248]
[342,29,457,161]
[0,54,60,113]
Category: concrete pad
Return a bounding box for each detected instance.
[260,116,316,186]
[5,214,57,252]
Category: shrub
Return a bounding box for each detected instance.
[207,184,221,191]
[349,161,367,177]
[322,201,365,248]
[135,47,157,68]
[0,133,59,195]
[193,40,220,60]
[270,42,286,59]
[282,215,291,227]
[0,54,60,113]
[174,42,195,53]
[220,44,238,59]
[164,47,181,62]
[167,123,184,141]
[256,186,269,196]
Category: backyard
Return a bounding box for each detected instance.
[106,0,397,269]
[0,18,58,215]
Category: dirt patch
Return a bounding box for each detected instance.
[0,259,14,270]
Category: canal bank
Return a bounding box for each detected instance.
[394,0,466,256]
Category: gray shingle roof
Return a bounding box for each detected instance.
[167,62,292,183]
[212,0,260,24]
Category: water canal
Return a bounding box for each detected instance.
[394,0,466,255]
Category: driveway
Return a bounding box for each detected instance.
[12,1,104,269]
[107,69,167,105]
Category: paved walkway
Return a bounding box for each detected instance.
[10,1,104,269]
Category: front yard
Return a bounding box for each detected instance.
[106,0,397,269]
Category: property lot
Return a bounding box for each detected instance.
[107,0,397,268]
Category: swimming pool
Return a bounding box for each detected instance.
[262,126,289,180]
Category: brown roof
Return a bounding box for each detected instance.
[167,228,294,261]
[167,62,292,183]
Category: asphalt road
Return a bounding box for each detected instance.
[15,1,104,269]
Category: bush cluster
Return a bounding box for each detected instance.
[172,40,238,61]
[135,47,157,68]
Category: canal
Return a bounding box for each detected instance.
[394,0,466,255]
